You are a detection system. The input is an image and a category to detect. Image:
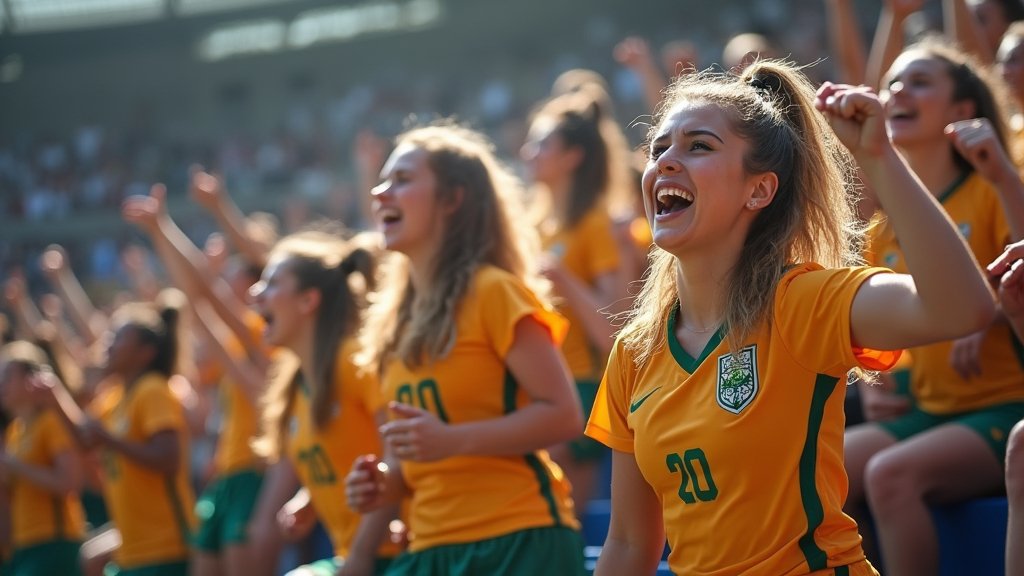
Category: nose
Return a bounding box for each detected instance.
[370,181,391,199]
[888,81,905,96]
[655,151,682,174]
[248,281,266,303]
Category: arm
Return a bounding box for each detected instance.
[3,275,43,340]
[93,427,181,477]
[945,0,994,63]
[40,245,104,346]
[380,316,583,460]
[249,459,300,547]
[817,83,996,350]
[190,168,270,269]
[546,267,620,358]
[593,450,665,575]
[613,37,670,112]
[865,0,924,89]
[123,186,269,371]
[946,118,1024,240]
[190,300,267,408]
[826,0,868,84]
[989,240,1024,339]
[0,449,81,497]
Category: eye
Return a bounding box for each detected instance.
[690,140,712,152]
[648,143,668,160]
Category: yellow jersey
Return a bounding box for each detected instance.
[866,171,1024,414]
[98,372,196,568]
[544,206,621,381]
[5,411,86,548]
[587,264,899,575]
[285,339,401,558]
[381,265,576,552]
[214,310,267,474]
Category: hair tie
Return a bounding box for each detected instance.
[748,73,782,96]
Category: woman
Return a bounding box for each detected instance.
[584,59,995,575]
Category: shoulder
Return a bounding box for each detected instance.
[132,373,174,403]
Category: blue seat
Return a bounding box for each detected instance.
[581,499,611,547]
[932,497,1008,576]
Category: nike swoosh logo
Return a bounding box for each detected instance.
[629,386,662,413]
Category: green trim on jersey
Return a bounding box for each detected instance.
[797,374,840,570]
[165,478,191,549]
[506,369,564,527]
[51,495,64,540]
[666,304,726,373]
[937,170,971,204]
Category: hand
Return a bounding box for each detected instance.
[860,376,912,422]
[945,118,1017,185]
[661,40,698,77]
[815,82,889,158]
[276,492,317,542]
[949,330,987,380]
[3,275,26,305]
[613,36,656,71]
[989,240,1024,322]
[345,455,389,513]
[189,166,224,212]
[39,245,68,278]
[380,402,460,462]
[122,184,168,234]
[885,0,925,19]
[539,252,569,293]
[26,370,60,407]
[203,233,228,276]
[78,418,109,448]
[354,130,388,181]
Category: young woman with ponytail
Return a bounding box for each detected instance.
[584,59,995,575]
[249,229,402,576]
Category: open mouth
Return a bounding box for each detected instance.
[656,187,694,216]
[888,109,917,122]
[377,206,402,226]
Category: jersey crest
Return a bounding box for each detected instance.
[716,345,758,414]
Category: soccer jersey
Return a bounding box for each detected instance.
[866,171,1024,414]
[285,338,401,559]
[5,411,86,549]
[587,264,899,575]
[543,205,621,381]
[98,372,196,568]
[381,265,576,552]
[214,310,267,474]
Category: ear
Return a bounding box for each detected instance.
[442,186,465,216]
[299,289,322,316]
[564,145,585,172]
[744,171,779,211]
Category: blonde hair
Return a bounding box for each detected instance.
[360,122,548,372]
[621,60,864,366]
[256,228,380,458]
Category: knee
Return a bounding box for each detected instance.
[864,450,921,512]
[1006,420,1024,500]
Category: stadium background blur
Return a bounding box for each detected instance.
[0,0,903,303]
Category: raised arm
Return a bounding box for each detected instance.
[39,245,104,346]
[866,0,925,89]
[614,37,670,112]
[122,185,269,372]
[817,82,996,350]
[945,0,995,62]
[945,118,1024,239]
[190,168,270,269]
[825,0,868,84]
[189,300,267,408]
[3,275,43,340]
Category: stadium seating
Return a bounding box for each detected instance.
[933,497,1008,576]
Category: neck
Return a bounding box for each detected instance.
[546,178,574,228]
[121,366,149,388]
[674,249,735,333]
[898,142,964,197]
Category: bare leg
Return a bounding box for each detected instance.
[843,423,896,565]
[1006,420,1024,576]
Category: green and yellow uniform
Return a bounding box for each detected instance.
[194,311,267,552]
[5,411,85,576]
[285,339,402,563]
[587,264,898,575]
[381,265,583,575]
[543,206,621,461]
[98,372,195,571]
[867,172,1024,456]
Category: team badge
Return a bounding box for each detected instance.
[958,222,972,239]
[716,345,758,414]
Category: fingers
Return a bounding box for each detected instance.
[346,455,386,512]
[987,241,1024,276]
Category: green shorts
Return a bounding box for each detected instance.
[193,469,264,552]
[385,526,585,576]
[7,539,82,576]
[287,556,393,576]
[81,489,110,531]
[103,560,188,576]
[878,401,1024,463]
[568,381,607,462]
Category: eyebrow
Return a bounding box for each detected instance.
[652,128,725,144]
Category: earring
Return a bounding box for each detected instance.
[747,200,757,208]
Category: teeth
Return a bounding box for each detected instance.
[657,187,693,203]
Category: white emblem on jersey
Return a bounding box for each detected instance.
[958,222,971,239]
[716,345,759,414]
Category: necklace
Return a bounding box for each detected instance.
[679,322,719,334]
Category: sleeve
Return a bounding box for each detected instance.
[584,339,635,453]
[133,379,185,438]
[42,412,74,456]
[582,210,621,278]
[338,342,385,415]
[480,270,569,357]
[776,265,902,376]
